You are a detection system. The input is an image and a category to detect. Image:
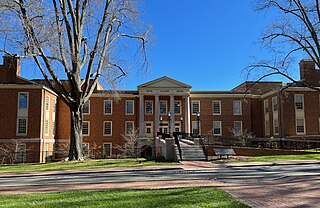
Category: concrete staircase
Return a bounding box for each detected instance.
[175,144,207,161]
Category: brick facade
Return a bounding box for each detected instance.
[1,56,320,163]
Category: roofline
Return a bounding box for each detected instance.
[137,76,192,89]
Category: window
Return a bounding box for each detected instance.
[126,100,134,115]
[53,98,57,112]
[52,120,56,135]
[103,121,112,136]
[104,100,112,115]
[82,121,90,136]
[295,94,304,110]
[160,101,167,115]
[145,122,153,137]
[265,119,270,136]
[175,122,181,133]
[296,118,305,134]
[192,100,200,115]
[44,119,49,135]
[82,143,89,158]
[212,100,221,115]
[264,100,269,113]
[233,100,242,115]
[17,118,27,135]
[103,143,112,158]
[15,144,26,163]
[45,95,50,111]
[174,101,181,114]
[273,118,279,135]
[125,121,134,135]
[192,121,201,136]
[159,122,168,134]
[83,100,90,114]
[18,92,28,109]
[272,97,278,111]
[145,100,153,115]
[213,121,222,136]
[234,121,242,135]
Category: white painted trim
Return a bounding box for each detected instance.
[125,100,134,115]
[212,121,222,136]
[0,138,55,143]
[125,121,135,136]
[233,100,242,115]
[16,117,28,136]
[82,121,90,136]
[191,100,200,115]
[145,100,153,115]
[83,100,90,115]
[212,100,221,115]
[104,100,113,115]
[234,121,242,136]
[191,94,257,98]
[103,121,112,136]
[103,142,112,157]
[296,118,306,135]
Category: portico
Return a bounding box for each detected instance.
[137,76,191,137]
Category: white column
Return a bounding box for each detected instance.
[185,95,190,134]
[170,95,175,134]
[139,94,145,136]
[154,94,160,136]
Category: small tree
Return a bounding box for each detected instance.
[0,139,31,164]
[0,0,149,160]
[228,127,255,147]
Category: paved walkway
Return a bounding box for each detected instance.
[1,161,320,208]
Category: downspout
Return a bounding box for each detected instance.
[279,91,283,149]
[41,89,45,163]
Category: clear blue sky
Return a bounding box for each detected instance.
[15,0,304,90]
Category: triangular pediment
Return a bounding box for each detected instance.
[138,76,191,89]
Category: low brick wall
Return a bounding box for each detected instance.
[206,145,319,157]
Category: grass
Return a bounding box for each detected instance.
[213,154,320,163]
[244,154,320,162]
[0,158,177,173]
[0,187,248,208]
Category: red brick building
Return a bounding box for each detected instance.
[1,55,320,162]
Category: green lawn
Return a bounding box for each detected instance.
[244,154,320,162]
[0,187,248,208]
[0,158,177,173]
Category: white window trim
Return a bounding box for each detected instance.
[191,100,200,115]
[44,118,50,136]
[126,100,134,115]
[234,121,243,136]
[264,99,269,113]
[103,142,112,158]
[273,118,279,135]
[104,100,113,115]
[213,121,222,136]
[212,100,221,115]
[145,100,153,115]
[15,143,26,162]
[272,97,278,112]
[192,120,201,135]
[125,121,135,136]
[294,94,304,110]
[296,118,306,135]
[233,100,242,115]
[83,100,90,115]
[145,121,154,136]
[264,118,270,136]
[45,95,50,112]
[18,92,29,109]
[16,117,28,136]
[174,100,182,115]
[160,100,167,115]
[103,121,112,136]
[82,121,90,136]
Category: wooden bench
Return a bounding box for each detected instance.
[214,148,235,159]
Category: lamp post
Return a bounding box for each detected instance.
[159,115,163,133]
[180,116,183,133]
[196,111,200,137]
[168,111,171,136]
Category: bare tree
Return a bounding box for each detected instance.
[0,139,31,164]
[247,0,320,86]
[228,127,254,147]
[0,0,148,160]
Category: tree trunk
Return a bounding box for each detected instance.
[67,108,84,161]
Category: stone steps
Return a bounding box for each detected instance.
[176,146,207,161]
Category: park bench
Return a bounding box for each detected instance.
[213,148,235,159]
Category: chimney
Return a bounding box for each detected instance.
[299,59,320,86]
[0,55,21,83]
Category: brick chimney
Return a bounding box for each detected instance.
[0,55,21,83]
[299,59,320,86]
